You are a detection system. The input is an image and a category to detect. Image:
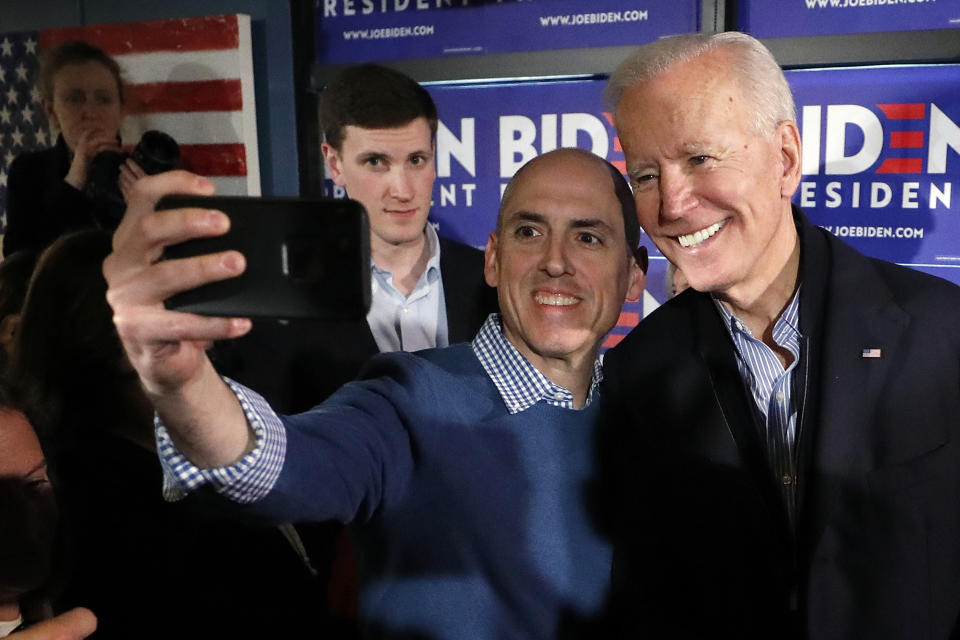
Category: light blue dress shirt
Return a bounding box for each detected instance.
[367,224,448,353]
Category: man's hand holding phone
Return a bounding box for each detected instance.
[103,170,255,468]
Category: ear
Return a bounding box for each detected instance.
[777,120,802,199]
[321,142,348,188]
[624,257,646,303]
[0,314,20,355]
[42,100,59,130]
[483,231,500,288]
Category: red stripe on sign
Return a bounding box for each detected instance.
[876,158,923,174]
[125,80,242,114]
[890,131,923,149]
[180,144,247,176]
[611,160,627,174]
[617,311,639,327]
[603,333,626,349]
[613,136,623,153]
[877,103,925,119]
[602,112,615,126]
[39,15,239,55]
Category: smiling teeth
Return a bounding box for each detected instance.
[535,293,578,306]
[678,221,725,248]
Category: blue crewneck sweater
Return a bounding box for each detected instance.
[252,343,611,639]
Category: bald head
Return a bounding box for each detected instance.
[498,149,644,266]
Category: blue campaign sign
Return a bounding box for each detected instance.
[324,64,960,339]
[787,65,960,284]
[316,0,699,64]
[739,0,959,38]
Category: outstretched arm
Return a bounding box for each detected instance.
[103,170,254,468]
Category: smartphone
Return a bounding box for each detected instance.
[158,195,370,321]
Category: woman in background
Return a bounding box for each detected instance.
[11,230,322,639]
[4,41,126,257]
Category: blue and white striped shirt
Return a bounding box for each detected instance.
[713,290,803,522]
[155,313,602,503]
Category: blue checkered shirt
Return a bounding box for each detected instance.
[155,313,602,503]
[713,290,803,522]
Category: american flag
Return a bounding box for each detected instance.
[0,14,261,235]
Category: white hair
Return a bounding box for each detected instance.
[604,32,796,136]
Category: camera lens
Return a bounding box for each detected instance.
[132,130,180,176]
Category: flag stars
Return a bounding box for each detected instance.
[24,38,38,55]
[5,87,17,105]
[0,170,6,188]
[14,63,28,83]
[0,106,10,124]
[29,87,41,104]
[22,105,34,124]
[0,39,13,57]
[10,127,24,148]
[0,66,6,84]
[3,151,13,167]
[35,128,48,146]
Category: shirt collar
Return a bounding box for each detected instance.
[713,287,802,347]
[370,223,442,285]
[471,313,603,414]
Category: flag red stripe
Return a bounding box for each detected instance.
[38,15,239,55]
[125,80,242,114]
[876,158,923,173]
[180,144,247,176]
[890,131,924,149]
[617,311,639,327]
[877,103,925,119]
[603,333,626,348]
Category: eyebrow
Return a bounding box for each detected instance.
[355,148,431,161]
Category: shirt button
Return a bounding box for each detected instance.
[775,391,785,403]
[782,474,793,486]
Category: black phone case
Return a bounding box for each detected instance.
[158,195,370,321]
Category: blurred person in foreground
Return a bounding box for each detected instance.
[0,384,58,636]
[12,230,323,638]
[103,148,646,639]
[594,31,960,639]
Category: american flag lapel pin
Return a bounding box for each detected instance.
[862,347,882,359]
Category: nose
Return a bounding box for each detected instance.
[659,166,696,221]
[388,167,414,201]
[539,234,573,278]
